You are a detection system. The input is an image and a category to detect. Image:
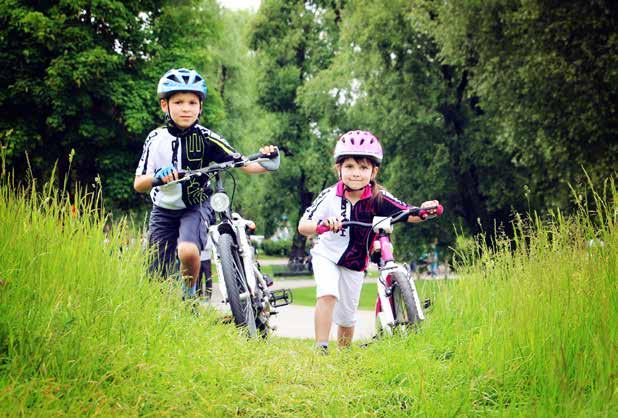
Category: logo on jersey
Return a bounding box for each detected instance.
[185,133,204,162]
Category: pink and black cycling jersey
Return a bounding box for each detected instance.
[304,181,409,272]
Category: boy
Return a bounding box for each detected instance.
[134,68,279,298]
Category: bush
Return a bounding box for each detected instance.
[260,239,291,256]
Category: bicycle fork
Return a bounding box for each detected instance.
[376,264,425,334]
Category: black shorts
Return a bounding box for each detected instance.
[148,204,205,277]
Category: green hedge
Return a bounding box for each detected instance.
[260,239,291,256]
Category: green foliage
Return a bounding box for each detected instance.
[0,0,227,211]
[411,0,618,208]
[260,238,292,256]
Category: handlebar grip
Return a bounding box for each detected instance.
[316,224,330,235]
[246,147,279,162]
[416,204,443,220]
[151,171,187,188]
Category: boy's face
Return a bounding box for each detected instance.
[160,92,201,128]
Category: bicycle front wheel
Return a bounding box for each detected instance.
[218,233,257,337]
[391,271,422,328]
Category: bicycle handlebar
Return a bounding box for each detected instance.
[315,204,443,235]
[151,148,279,188]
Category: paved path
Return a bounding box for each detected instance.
[210,261,454,342]
[209,278,377,342]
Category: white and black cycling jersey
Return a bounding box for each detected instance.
[136,124,237,209]
[304,181,409,272]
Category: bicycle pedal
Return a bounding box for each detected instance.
[269,288,293,307]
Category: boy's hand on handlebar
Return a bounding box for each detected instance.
[154,166,178,184]
[257,145,280,171]
[259,145,278,156]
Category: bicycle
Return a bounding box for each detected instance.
[316,204,443,336]
[153,151,293,337]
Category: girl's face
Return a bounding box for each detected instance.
[338,157,378,190]
[160,92,201,128]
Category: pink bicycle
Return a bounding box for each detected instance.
[317,205,443,335]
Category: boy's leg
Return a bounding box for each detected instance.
[312,253,341,347]
[177,206,203,288]
[148,206,181,278]
[333,267,364,348]
[178,242,200,285]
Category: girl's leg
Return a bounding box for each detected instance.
[315,295,337,343]
[337,325,355,348]
[311,253,341,348]
[333,267,364,348]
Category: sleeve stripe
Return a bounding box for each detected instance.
[305,189,331,220]
[207,136,235,155]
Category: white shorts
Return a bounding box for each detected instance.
[311,251,364,327]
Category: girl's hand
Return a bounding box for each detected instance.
[322,216,343,232]
[420,200,440,219]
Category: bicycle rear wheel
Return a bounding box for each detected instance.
[218,233,257,337]
[391,271,422,328]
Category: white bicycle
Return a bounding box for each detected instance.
[156,151,292,337]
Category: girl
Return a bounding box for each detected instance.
[298,130,439,351]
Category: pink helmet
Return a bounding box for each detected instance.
[334,130,383,165]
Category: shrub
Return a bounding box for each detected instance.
[260,239,291,256]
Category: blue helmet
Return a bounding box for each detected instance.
[157,68,207,101]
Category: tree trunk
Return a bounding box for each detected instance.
[289,170,313,259]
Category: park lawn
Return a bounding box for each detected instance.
[292,280,449,310]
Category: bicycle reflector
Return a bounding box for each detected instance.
[210,192,230,212]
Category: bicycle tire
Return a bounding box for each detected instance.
[218,233,257,337]
[391,271,422,328]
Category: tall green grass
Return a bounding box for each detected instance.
[0,175,615,416]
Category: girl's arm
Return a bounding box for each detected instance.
[298,216,343,237]
[298,218,318,237]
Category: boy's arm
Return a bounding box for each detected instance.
[240,164,268,174]
[239,145,279,174]
[134,175,154,193]
[134,168,179,193]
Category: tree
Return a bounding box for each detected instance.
[250,0,344,256]
[0,0,226,210]
[412,0,618,209]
